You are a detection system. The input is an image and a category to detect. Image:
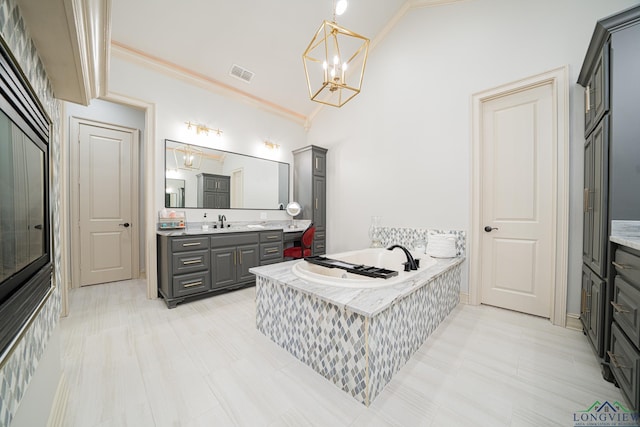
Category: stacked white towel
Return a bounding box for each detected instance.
[426,234,457,258]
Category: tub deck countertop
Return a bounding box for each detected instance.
[250,255,465,317]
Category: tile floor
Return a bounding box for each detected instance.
[58,279,625,426]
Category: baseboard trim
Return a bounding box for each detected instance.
[566,313,582,331]
[47,373,68,427]
[459,292,469,304]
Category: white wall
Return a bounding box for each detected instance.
[306,0,640,314]
[108,55,307,224]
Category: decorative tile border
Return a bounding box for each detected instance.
[375,227,466,257]
[0,1,62,425]
[256,262,462,405]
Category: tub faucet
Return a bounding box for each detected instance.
[218,214,226,228]
[387,245,420,271]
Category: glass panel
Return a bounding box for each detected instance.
[0,110,45,282]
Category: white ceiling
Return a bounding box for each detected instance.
[110,0,411,120]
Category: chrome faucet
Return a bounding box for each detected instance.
[218,214,226,228]
[387,245,420,271]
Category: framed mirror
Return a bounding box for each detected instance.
[164,139,290,210]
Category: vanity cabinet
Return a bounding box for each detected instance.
[578,5,640,375]
[293,145,327,255]
[157,230,283,308]
[211,233,259,289]
[609,244,640,411]
[197,173,230,209]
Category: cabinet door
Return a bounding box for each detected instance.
[313,150,326,176]
[313,177,326,228]
[214,176,230,192]
[589,118,609,278]
[588,275,604,355]
[237,244,259,282]
[581,265,592,331]
[584,45,610,137]
[211,247,237,289]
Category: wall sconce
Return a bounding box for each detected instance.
[264,140,280,150]
[185,121,223,136]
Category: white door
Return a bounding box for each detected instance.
[480,82,554,317]
[78,123,134,286]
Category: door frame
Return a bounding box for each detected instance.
[470,66,569,326]
[69,117,140,288]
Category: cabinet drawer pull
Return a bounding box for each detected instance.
[266,235,279,240]
[585,85,590,113]
[611,301,630,314]
[583,188,589,212]
[183,281,203,288]
[607,351,628,369]
[613,261,632,270]
[265,249,278,254]
[316,245,325,249]
[182,259,201,265]
[182,242,201,247]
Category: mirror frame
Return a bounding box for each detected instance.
[164,139,290,210]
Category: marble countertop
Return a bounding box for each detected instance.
[610,220,640,251]
[157,220,311,237]
[250,255,464,317]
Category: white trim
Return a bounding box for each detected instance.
[103,92,157,299]
[46,373,69,427]
[459,292,469,304]
[59,102,70,317]
[565,313,583,331]
[469,66,569,326]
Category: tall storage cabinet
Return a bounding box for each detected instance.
[577,5,640,382]
[293,145,327,255]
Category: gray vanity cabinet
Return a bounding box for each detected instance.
[157,230,283,308]
[609,245,640,410]
[211,233,259,289]
[293,145,327,255]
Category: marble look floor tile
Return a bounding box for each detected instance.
[59,279,627,427]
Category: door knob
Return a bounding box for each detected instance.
[484,226,499,232]
[119,222,131,228]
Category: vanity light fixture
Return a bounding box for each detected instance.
[185,121,223,136]
[263,140,280,150]
[302,0,369,108]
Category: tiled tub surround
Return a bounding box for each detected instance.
[252,234,464,405]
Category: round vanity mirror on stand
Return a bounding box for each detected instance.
[286,202,301,229]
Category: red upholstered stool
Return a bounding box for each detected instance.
[283,224,316,259]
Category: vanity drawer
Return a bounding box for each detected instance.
[173,271,210,298]
[171,236,209,253]
[173,249,209,274]
[260,230,283,243]
[613,276,640,348]
[260,242,283,261]
[211,232,259,248]
[609,322,640,411]
[614,247,640,286]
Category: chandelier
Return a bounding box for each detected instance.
[302,0,370,108]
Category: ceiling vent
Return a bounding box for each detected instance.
[229,64,254,83]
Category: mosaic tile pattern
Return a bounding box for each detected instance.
[368,266,461,401]
[375,227,466,257]
[0,1,62,425]
[256,277,369,402]
[256,262,462,405]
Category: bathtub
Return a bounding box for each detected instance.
[292,247,436,288]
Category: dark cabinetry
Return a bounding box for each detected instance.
[577,4,640,402]
[293,145,327,255]
[609,245,640,410]
[157,230,283,308]
[197,173,230,208]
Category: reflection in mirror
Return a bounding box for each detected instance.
[165,139,289,209]
[165,178,185,208]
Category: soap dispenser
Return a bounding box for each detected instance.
[202,213,209,231]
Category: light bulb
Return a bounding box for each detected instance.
[333,55,339,65]
[343,62,348,70]
[323,61,328,69]
[335,0,347,16]
[331,68,336,78]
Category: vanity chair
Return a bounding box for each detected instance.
[283,224,316,259]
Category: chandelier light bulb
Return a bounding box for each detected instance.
[335,0,348,16]
[333,55,339,65]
